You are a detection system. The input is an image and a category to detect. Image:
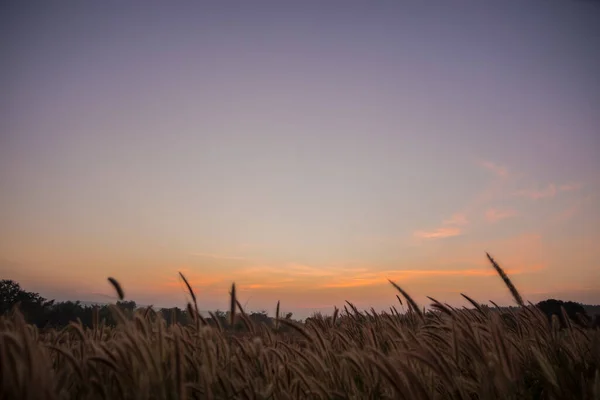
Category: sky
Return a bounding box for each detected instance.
[1,1,599,318]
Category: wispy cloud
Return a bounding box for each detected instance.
[321,264,545,289]
[479,160,509,178]
[159,262,372,291]
[416,160,513,239]
[559,183,582,192]
[443,213,469,226]
[549,193,594,225]
[244,283,284,290]
[151,233,550,297]
[514,182,581,200]
[485,208,518,223]
[241,263,343,278]
[514,184,557,199]
[159,204,552,298]
[162,274,227,288]
[188,252,249,261]
[414,227,462,239]
[167,261,545,291]
[407,161,516,244]
[552,204,579,224]
[413,212,467,241]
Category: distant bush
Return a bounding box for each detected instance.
[536,298,590,328]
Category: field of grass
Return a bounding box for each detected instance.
[1,254,599,400]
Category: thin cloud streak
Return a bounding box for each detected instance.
[485,208,518,223]
[443,213,469,226]
[514,182,581,200]
[156,253,546,292]
[413,212,468,241]
[560,183,582,192]
[479,161,509,178]
[414,227,462,239]
[412,159,513,243]
[321,264,546,289]
[188,252,250,261]
[549,193,595,225]
[158,262,373,291]
[420,203,480,244]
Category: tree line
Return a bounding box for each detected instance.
[0,279,294,331]
[1,279,597,330]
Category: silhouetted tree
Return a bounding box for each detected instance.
[160,307,189,326]
[0,280,53,326]
[0,280,24,313]
[10,278,598,334]
[537,299,590,328]
[46,301,87,327]
[249,310,272,327]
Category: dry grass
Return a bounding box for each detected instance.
[1,255,599,400]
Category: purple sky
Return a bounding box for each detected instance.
[1,1,599,317]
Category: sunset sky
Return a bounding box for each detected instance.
[1,2,599,318]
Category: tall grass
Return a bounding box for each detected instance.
[1,254,599,400]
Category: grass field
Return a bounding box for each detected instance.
[1,254,599,400]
